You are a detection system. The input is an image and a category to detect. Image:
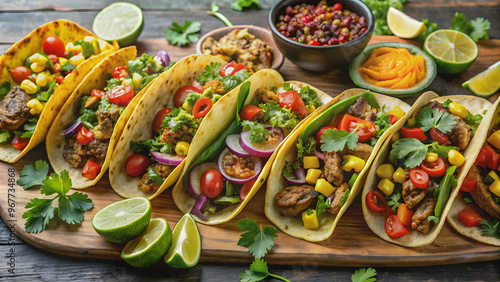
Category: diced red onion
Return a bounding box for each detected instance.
[226,134,251,157]
[239,127,284,158]
[315,148,325,160]
[151,151,185,166]
[156,50,170,67]
[218,148,262,184]
[63,119,83,137]
[189,162,219,198]
[190,194,208,221]
[283,167,306,185]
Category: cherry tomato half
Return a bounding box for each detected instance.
[366,190,387,212]
[401,127,427,142]
[43,35,65,57]
[338,114,377,142]
[48,54,59,65]
[82,159,102,180]
[459,204,484,227]
[193,97,213,119]
[240,179,257,201]
[108,85,134,106]
[460,171,477,192]
[316,126,335,145]
[11,136,29,151]
[278,90,307,116]
[76,126,94,145]
[112,66,129,80]
[153,107,172,132]
[409,168,429,189]
[173,85,202,108]
[385,214,408,238]
[91,89,106,98]
[52,63,62,74]
[10,66,32,85]
[240,105,262,121]
[200,169,224,198]
[430,128,450,145]
[420,157,446,178]
[125,154,151,177]
[219,61,250,77]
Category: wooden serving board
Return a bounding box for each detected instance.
[1,36,499,267]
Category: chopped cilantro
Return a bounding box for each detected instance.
[0,81,10,97]
[416,107,457,133]
[294,137,316,169]
[17,160,50,189]
[464,111,483,134]
[239,258,289,282]
[106,77,122,91]
[164,21,201,46]
[386,183,403,211]
[316,195,331,220]
[17,118,38,138]
[74,40,95,59]
[162,107,200,132]
[451,12,490,42]
[196,62,222,85]
[320,128,359,153]
[98,96,120,114]
[260,101,299,131]
[36,79,57,101]
[340,188,350,207]
[237,218,278,259]
[283,161,296,179]
[374,105,391,138]
[0,129,11,143]
[479,219,500,239]
[61,61,76,71]
[130,138,174,156]
[241,120,270,143]
[220,69,251,92]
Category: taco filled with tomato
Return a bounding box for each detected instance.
[265,89,410,242]
[0,20,116,163]
[362,92,491,247]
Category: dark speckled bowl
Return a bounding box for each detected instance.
[269,0,374,72]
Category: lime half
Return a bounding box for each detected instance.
[164,213,201,269]
[92,197,151,243]
[387,7,426,39]
[92,2,144,46]
[424,29,478,74]
[121,218,172,267]
[463,61,500,97]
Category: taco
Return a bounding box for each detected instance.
[265,89,410,242]
[109,56,255,199]
[46,46,173,188]
[0,19,116,163]
[171,75,333,225]
[447,97,500,246]
[362,92,491,247]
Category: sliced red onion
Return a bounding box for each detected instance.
[155,50,170,66]
[151,151,185,166]
[315,148,325,160]
[283,168,306,185]
[63,119,83,137]
[327,193,334,202]
[226,134,251,157]
[189,162,219,198]
[240,127,284,158]
[190,194,208,221]
[218,148,262,184]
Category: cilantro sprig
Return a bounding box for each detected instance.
[479,219,500,239]
[416,107,456,133]
[315,195,331,220]
[390,139,456,169]
[239,258,290,282]
[320,128,359,153]
[231,0,261,11]
[351,267,377,282]
[164,21,201,46]
[17,160,50,189]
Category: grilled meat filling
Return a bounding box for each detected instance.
[275,185,318,217]
[470,165,500,219]
[0,86,31,131]
[136,163,173,193]
[346,97,377,122]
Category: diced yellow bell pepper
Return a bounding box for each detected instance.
[29,53,48,65]
[407,117,416,127]
[132,73,143,90]
[448,149,465,167]
[27,99,44,115]
[302,209,319,230]
[175,141,190,156]
[303,156,320,169]
[315,179,336,197]
[69,54,85,67]
[30,62,45,73]
[378,178,395,196]
[487,130,500,150]
[342,155,365,173]
[391,131,400,143]
[449,102,468,119]
[305,169,322,185]
[376,164,394,180]
[393,167,406,183]
[21,79,37,94]
[425,152,438,163]
[388,106,405,119]
[489,180,500,197]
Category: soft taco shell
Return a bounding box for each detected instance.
[46,46,142,189]
[362,92,491,247]
[172,73,333,225]
[265,89,411,242]
[0,19,116,163]
[447,97,500,246]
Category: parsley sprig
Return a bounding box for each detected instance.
[17,160,49,189]
[416,107,457,133]
[164,21,201,46]
[351,267,377,282]
[320,128,359,153]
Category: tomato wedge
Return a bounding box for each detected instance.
[338,114,377,142]
[193,97,213,118]
[112,66,129,80]
[82,159,102,180]
[153,107,172,132]
[11,136,29,150]
[366,190,387,212]
[459,204,483,227]
[460,171,477,192]
[240,105,262,121]
[397,203,414,226]
[200,169,224,198]
[108,85,134,106]
[173,85,202,108]
[125,154,151,177]
[219,61,250,77]
[91,89,106,98]
[401,127,427,141]
[430,128,450,145]
[385,214,408,238]
[409,168,429,189]
[316,126,335,144]
[76,126,94,145]
[421,157,446,177]
[278,90,307,116]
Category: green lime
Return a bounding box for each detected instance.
[164,213,201,269]
[462,61,500,97]
[424,29,478,74]
[121,218,172,267]
[92,197,151,243]
[92,2,144,46]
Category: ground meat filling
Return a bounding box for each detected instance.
[448,115,472,151]
[0,86,31,131]
[62,137,109,168]
[255,88,279,104]
[328,183,349,214]
[324,151,343,186]
[94,106,122,139]
[136,163,173,193]
[275,185,318,217]
[204,79,226,95]
[158,124,195,146]
[411,195,437,234]
[346,97,377,122]
[470,165,500,219]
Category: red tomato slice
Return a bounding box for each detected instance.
[240,179,257,201]
[385,214,408,238]
[76,126,94,145]
[420,157,446,178]
[112,66,129,80]
[401,127,427,141]
[125,154,151,177]
[108,85,134,106]
[219,61,249,77]
[389,114,399,125]
[91,89,106,98]
[231,63,251,75]
[430,128,450,145]
[240,105,262,121]
[11,136,30,150]
[193,97,213,118]
[338,114,377,142]
[409,168,429,189]
[191,80,204,92]
[173,85,202,108]
[397,203,414,226]
[153,107,172,132]
[10,66,32,85]
[43,35,65,57]
[278,90,307,116]
[489,148,500,170]
[366,190,387,212]
[82,159,102,180]
[200,169,224,198]
[460,171,477,192]
[316,126,335,145]
[459,204,483,227]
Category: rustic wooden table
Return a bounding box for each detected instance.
[1,0,500,280]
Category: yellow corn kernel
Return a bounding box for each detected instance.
[30,62,45,73]
[342,155,365,173]
[122,78,132,86]
[306,105,316,114]
[407,117,416,127]
[378,178,395,196]
[132,73,143,90]
[315,179,336,197]
[487,130,500,150]
[35,72,50,87]
[388,106,405,119]
[73,44,84,54]
[27,99,44,115]
[391,131,400,143]
[449,102,468,119]
[376,164,394,180]
[448,149,465,167]
[303,156,320,169]
[59,57,68,66]
[69,54,85,67]
[489,180,500,197]
[302,209,319,230]
[305,169,322,185]
[21,79,37,94]
[425,152,438,163]
[29,53,48,65]
[393,167,406,183]
[65,42,75,52]
[175,141,190,156]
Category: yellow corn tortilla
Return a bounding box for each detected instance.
[0,19,116,163]
[265,89,411,242]
[46,46,145,189]
[362,92,492,247]
[171,73,333,225]
[447,97,500,246]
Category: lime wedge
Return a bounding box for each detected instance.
[92,2,144,46]
[92,197,151,243]
[387,7,426,39]
[463,61,500,97]
[121,218,172,267]
[164,213,201,269]
[424,29,478,74]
